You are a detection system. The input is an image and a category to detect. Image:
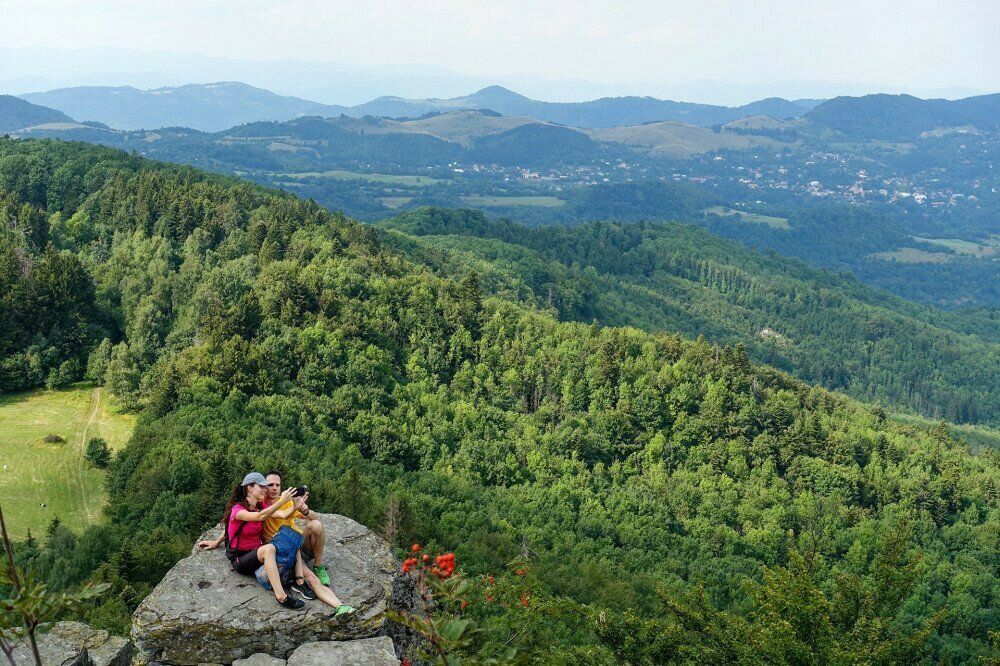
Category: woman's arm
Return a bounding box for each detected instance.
[271,495,306,520]
[196,533,225,550]
[235,489,296,522]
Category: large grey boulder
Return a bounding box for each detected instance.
[288,637,399,665]
[9,621,132,666]
[131,513,398,665]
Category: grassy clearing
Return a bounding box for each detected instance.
[892,412,1000,451]
[870,248,952,264]
[0,384,135,539]
[913,236,1000,257]
[381,196,413,209]
[703,206,790,229]
[282,170,445,186]
[461,195,565,208]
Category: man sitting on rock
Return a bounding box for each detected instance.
[262,470,330,585]
[261,471,356,616]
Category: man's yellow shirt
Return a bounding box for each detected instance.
[263,499,304,542]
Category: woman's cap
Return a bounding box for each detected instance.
[241,472,267,487]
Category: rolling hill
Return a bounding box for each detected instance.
[0,94,75,132]
[805,92,1000,139]
[382,206,1000,425]
[21,81,348,131]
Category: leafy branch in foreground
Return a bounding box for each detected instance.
[0,502,109,666]
[386,544,517,666]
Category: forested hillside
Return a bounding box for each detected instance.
[2,139,999,663]
[382,207,1000,425]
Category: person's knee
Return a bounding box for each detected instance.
[260,544,276,559]
[308,519,324,536]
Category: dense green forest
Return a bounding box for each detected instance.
[2,139,1000,663]
[381,207,1000,425]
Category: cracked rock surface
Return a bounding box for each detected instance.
[9,621,132,666]
[131,513,398,665]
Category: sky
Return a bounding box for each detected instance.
[2,0,998,102]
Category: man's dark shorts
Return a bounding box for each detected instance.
[231,548,262,575]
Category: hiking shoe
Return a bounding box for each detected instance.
[278,595,305,610]
[335,604,356,617]
[313,564,330,586]
[291,578,316,600]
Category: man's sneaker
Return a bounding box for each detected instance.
[313,564,330,586]
[278,595,305,610]
[291,578,316,600]
[335,604,356,617]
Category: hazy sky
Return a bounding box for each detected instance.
[3,0,998,92]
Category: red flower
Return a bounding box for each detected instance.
[411,543,421,552]
[487,574,495,585]
[485,594,494,602]
[402,557,419,573]
[433,553,456,578]
[402,660,412,666]
[422,554,430,562]
[515,569,527,576]
[521,595,530,607]
[461,600,469,609]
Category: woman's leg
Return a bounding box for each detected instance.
[301,566,343,608]
[257,544,287,600]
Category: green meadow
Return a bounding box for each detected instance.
[0,385,134,539]
[461,195,565,207]
[283,170,446,186]
[703,205,790,229]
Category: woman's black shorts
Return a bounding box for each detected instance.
[230,548,263,575]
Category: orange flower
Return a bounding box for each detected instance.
[515,569,527,576]
[411,543,421,552]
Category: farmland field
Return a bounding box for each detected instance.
[703,205,790,229]
[913,235,1000,257]
[0,385,135,539]
[461,195,565,207]
[282,170,446,186]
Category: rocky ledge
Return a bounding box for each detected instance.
[131,513,405,665]
[9,621,132,666]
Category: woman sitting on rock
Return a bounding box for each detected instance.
[197,472,305,610]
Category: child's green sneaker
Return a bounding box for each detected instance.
[335,604,356,617]
[313,564,330,586]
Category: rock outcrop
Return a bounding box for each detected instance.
[9,621,132,666]
[131,513,402,665]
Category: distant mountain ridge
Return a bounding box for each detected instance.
[348,85,819,128]
[0,94,75,132]
[21,82,348,131]
[21,81,820,131]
